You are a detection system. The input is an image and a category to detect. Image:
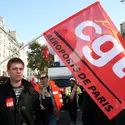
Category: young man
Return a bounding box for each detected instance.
[35,73,63,125]
[0,57,42,125]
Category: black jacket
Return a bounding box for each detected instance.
[0,77,41,125]
[82,92,116,125]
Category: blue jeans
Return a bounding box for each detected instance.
[49,114,57,125]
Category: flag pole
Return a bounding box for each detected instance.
[0,34,43,65]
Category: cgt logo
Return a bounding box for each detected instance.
[6,98,14,107]
[75,20,125,78]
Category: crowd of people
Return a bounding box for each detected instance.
[0,57,125,125]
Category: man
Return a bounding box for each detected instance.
[0,57,41,125]
[35,73,63,125]
[65,77,82,125]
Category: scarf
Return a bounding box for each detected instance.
[70,85,78,102]
[39,83,50,99]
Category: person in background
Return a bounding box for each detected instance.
[77,83,84,120]
[35,73,63,125]
[65,77,82,125]
[0,57,42,125]
[76,82,84,108]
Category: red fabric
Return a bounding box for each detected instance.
[34,84,40,92]
[29,77,37,87]
[42,46,49,62]
[43,2,125,119]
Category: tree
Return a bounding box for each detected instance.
[41,45,54,67]
[27,41,54,79]
[122,32,125,39]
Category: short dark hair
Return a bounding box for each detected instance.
[7,57,24,70]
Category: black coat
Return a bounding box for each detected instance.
[0,77,41,125]
[82,92,116,125]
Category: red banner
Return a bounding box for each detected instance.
[43,2,125,119]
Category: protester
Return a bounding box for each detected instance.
[82,91,116,125]
[77,84,84,120]
[65,77,82,125]
[35,73,63,125]
[77,83,84,110]
[0,57,42,125]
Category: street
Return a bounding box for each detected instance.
[58,110,82,125]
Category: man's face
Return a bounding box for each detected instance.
[70,80,76,86]
[40,77,48,85]
[8,63,24,82]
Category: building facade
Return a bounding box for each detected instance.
[120,21,125,34]
[0,16,30,79]
[27,68,34,80]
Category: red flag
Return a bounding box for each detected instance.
[42,46,49,62]
[43,2,125,119]
[29,77,37,87]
